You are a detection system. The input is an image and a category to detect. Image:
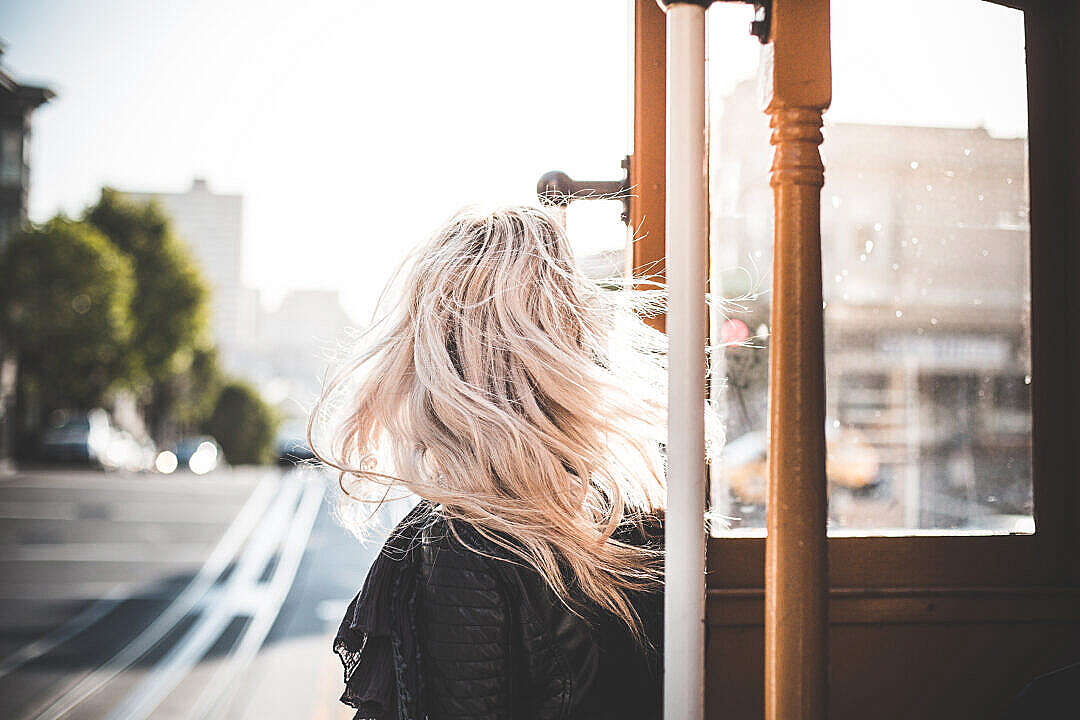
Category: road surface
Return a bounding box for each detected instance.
[0,465,402,720]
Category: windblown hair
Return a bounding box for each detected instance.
[310,204,720,637]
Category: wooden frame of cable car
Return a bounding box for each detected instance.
[631,0,1080,716]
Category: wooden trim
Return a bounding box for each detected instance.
[707,586,1080,626]
[631,0,667,332]
[709,534,1064,589]
[762,1,832,717]
[697,0,1080,593]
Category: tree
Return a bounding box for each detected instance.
[204,381,279,465]
[170,345,225,434]
[0,218,135,443]
[85,188,210,439]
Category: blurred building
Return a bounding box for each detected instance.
[241,289,356,416]
[713,78,1031,529]
[0,47,53,249]
[0,49,54,468]
[122,179,258,373]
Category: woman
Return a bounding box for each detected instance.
[311,206,716,719]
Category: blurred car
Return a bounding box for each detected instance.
[723,423,881,505]
[276,421,316,465]
[102,429,147,471]
[166,436,222,475]
[40,408,114,466]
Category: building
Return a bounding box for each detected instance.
[248,289,356,414]
[0,49,54,467]
[0,47,53,249]
[712,78,1031,530]
[122,179,257,371]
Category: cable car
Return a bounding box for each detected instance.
[542,1,1079,717]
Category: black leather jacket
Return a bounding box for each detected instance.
[334,503,663,720]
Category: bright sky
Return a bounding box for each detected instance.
[1,0,1026,322]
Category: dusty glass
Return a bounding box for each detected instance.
[706,0,1032,535]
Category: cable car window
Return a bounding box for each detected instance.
[706,0,1031,535]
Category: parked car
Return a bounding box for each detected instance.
[169,436,222,475]
[40,409,114,466]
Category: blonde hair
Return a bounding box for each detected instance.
[310,204,719,636]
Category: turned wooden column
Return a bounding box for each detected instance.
[763,1,831,719]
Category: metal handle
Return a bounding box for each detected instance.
[536,156,632,224]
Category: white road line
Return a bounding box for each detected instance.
[0,502,244,523]
[32,472,281,720]
[0,586,128,680]
[103,476,311,720]
[191,476,325,720]
[0,503,82,521]
[0,543,212,563]
[0,480,258,495]
[0,582,146,602]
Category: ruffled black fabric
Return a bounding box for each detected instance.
[333,505,665,720]
[333,501,432,720]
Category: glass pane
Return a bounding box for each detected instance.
[706,0,1032,535]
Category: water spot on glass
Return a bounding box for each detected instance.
[842,292,850,301]
[915,203,923,212]
[865,239,875,254]
[834,274,843,283]
[963,148,972,156]
[873,222,883,232]
[981,249,989,257]
[944,170,955,178]
[1006,177,1014,184]
[973,298,983,306]
[978,194,985,201]
[909,161,919,169]
[1024,374,1031,385]
[930,317,938,325]
[895,310,903,318]
[859,254,867,262]
[987,495,998,504]
[757,323,769,337]
[832,419,840,429]
[754,250,762,258]
[925,184,933,192]
[911,237,919,245]
[831,196,842,208]
[891,263,899,271]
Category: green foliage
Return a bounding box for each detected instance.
[85,188,209,384]
[0,217,136,411]
[85,188,211,439]
[204,381,279,465]
[173,346,226,431]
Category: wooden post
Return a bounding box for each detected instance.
[763,1,831,719]
[632,0,668,332]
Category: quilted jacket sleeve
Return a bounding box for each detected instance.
[416,535,513,720]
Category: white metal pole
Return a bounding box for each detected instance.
[664,3,707,720]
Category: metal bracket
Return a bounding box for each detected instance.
[656,0,771,43]
[536,155,632,225]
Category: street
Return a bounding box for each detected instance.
[0,465,397,720]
